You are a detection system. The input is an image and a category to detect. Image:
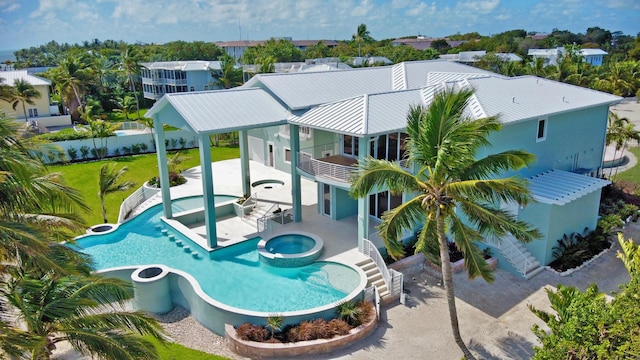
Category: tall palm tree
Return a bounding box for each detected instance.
[118,45,142,120]
[350,88,540,360]
[98,163,135,223]
[1,263,165,360]
[51,54,92,117]
[5,79,41,121]
[352,23,373,57]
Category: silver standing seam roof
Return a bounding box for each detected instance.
[528,170,610,206]
[146,88,290,134]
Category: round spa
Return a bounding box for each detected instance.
[258,232,324,267]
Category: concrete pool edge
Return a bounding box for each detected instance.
[95,261,368,335]
[258,231,324,267]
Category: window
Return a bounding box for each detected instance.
[536,119,547,142]
[342,135,359,157]
[189,86,195,92]
[28,108,38,117]
[284,147,292,163]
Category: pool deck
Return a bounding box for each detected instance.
[130,159,379,266]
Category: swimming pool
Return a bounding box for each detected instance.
[73,198,366,333]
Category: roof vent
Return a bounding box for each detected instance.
[512,96,516,103]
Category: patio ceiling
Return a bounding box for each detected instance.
[146,87,291,134]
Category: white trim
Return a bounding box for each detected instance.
[283,146,292,164]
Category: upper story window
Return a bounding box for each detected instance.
[28,108,38,117]
[537,118,547,142]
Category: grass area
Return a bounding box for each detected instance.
[146,337,230,360]
[49,146,240,227]
[612,147,640,185]
[106,108,149,122]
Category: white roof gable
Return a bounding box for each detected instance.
[0,70,51,86]
[146,88,290,134]
[528,170,610,205]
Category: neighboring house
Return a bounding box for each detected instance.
[146,60,619,279]
[391,36,466,50]
[215,39,339,62]
[528,47,608,67]
[140,61,223,101]
[242,58,351,75]
[349,56,393,67]
[440,51,522,63]
[0,70,71,127]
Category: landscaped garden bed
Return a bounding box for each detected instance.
[226,301,376,358]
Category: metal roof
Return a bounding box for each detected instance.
[244,60,496,110]
[146,88,290,134]
[528,170,610,206]
[0,70,50,86]
[289,89,423,136]
[467,76,621,124]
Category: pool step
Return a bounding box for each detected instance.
[355,258,391,300]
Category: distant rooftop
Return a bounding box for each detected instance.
[141,60,222,71]
[0,69,50,86]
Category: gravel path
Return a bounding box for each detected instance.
[153,307,248,360]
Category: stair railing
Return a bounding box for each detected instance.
[495,235,532,277]
[361,238,392,293]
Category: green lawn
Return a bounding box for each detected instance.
[146,337,230,360]
[49,146,240,227]
[612,147,640,185]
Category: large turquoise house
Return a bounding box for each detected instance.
[146,60,620,278]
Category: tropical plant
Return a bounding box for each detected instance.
[0,112,89,272]
[78,110,119,160]
[46,53,92,118]
[114,94,137,120]
[352,23,373,57]
[265,314,283,339]
[117,45,142,120]
[3,78,42,121]
[98,163,135,223]
[606,111,640,178]
[529,234,640,358]
[349,88,540,359]
[0,262,166,360]
[213,54,242,89]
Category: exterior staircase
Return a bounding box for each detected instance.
[495,235,544,279]
[355,258,391,300]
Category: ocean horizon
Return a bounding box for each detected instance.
[0,50,17,62]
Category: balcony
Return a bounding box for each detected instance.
[297,152,358,183]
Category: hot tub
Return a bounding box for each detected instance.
[258,232,324,267]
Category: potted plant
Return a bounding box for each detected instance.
[233,195,254,217]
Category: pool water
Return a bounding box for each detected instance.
[74,200,361,313]
[266,234,315,254]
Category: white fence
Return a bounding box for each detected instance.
[117,185,160,223]
[38,129,198,164]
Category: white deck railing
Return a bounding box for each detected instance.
[361,238,392,292]
[256,202,279,233]
[492,235,533,277]
[297,153,357,183]
[118,121,148,131]
[117,185,160,223]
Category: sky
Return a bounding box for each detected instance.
[0,0,639,51]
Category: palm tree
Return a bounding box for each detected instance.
[255,55,276,74]
[78,110,119,160]
[118,45,142,120]
[606,111,640,177]
[265,314,283,340]
[5,79,41,121]
[136,116,156,150]
[98,163,135,223]
[49,54,92,118]
[114,94,137,120]
[0,112,89,272]
[352,23,373,57]
[349,88,540,360]
[213,54,243,89]
[1,263,165,359]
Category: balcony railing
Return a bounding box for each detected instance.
[297,152,357,183]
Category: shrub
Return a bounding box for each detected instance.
[619,203,639,222]
[327,319,351,336]
[46,150,56,163]
[37,128,90,141]
[140,142,148,152]
[122,146,131,155]
[113,148,120,156]
[67,146,78,161]
[598,214,623,234]
[131,143,141,154]
[337,301,361,326]
[79,145,90,160]
[235,323,268,342]
[550,227,612,272]
[179,137,186,149]
[170,138,178,149]
[147,172,186,188]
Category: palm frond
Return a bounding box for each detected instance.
[414,218,440,264]
[448,177,533,206]
[460,150,537,180]
[458,201,541,243]
[377,196,426,259]
[448,214,494,282]
[349,157,422,198]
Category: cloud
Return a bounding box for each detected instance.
[456,0,500,14]
[1,2,19,13]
